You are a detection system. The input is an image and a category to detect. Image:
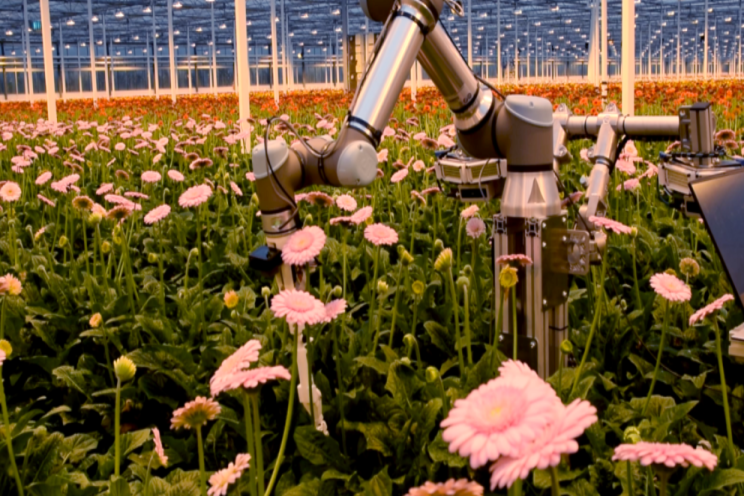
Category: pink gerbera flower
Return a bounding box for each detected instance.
[210,340,262,397]
[364,223,399,246]
[405,479,483,496]
[230,181,243,196]
[377,149,389,163]
[689,294,735,326]
[461,205,480,219]
[240,365,292,390]
[144,204,171,225]
[282,226,326,266]
[650,273,691,303]
[411,191,427,205]
[114,142,126,151]
[612,442,717,471]
[561,191,584,208]
[322,299,347,323]
[615,158,637,175]
[496,254,533,266]
[179,184,212,208]
[37,194,56,207]
[466,218,486,239]
[152,428,168,466]
[270,289,327,326]
[589,216,633,235]
[208,454,251,496]
[616,178,641,192]
[245,172,256,182]
[489,399,598,489]
[36,171,52,185]
[441,369,561,468]
[306,191,334,207]
[351,206,373,225]
[0,349,5,367]
[391,169,409,183]
[171,397,221,430]
[421,186,442,196]
[141,170,162,183]
[335,194,357,212]
[96,183,114,195]
[0,181,21,202]
[168,170,185,182]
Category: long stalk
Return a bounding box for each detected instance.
[0,366,24,496]
[463,285,472,365]
[196,426,207,496]
[642,300,670,416]
[550,466,560,496]
[495,291,506,347]
[114,378,122,477]
[632,238,642,310]
[388,262,405,347]
[243,394,258,496]
[369,246,380,350]
[264,327,299,496]
[251,394,265,496]
[511,286,518,360]
[333,321,348,455]
[627,461,634,496]
[712,318,736,465]
[447,267,464,376]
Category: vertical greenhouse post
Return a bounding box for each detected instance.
[704,0,708,77]
[87,0,97,102]
[234,0,251,152]
[59,23,66,99]
[152,2,160,96]
[601,0,608,102]
[270,0,279,105]
[167,0,177,103]
[467,0,472,66]
[39,0,57,122]
[497,0,501,84]
[146,32,152,93]
[676,0,681,78]
[102,16,110,97]
[23,0,34,96]
[211,0,217,94]
[622,0,635,116]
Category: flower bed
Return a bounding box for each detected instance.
[0,81,742,495]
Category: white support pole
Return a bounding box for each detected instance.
[87,0,97,101]
[39,0,56,122]
[676,0,681,78]
[109,41,115,94]
[467,0,472,66]
[146,32,152,94]
[342,0,349,90]
[515,12,519,82]
[59,23,66,99]
[280,0,287,91]
[601,0,608,101]
[187,27,193,94]
[622,0,635,116]
[739,0,743,77]
[167,0,177,103]
[526,21,530,80]
[287,26,294,90]
[152,2,160,96]
[102,16,110,97]
[704,0,708,77]
[235,0,251,151]
[335,34,340,88]
[270,0,279,104]
[77,44,83,93]
[211,1,217,94]
[497,0,502,84]
[23,0,34,95]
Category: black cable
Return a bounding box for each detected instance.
[553,168,594,240]
[475,74,507,101]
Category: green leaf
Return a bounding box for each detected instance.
[52,366,89,395]
[428,432,467,468]
[364,468,392,496]
[293,425,349,471]
[384,361,421,407]
[354,357,390,375]
[629,395,675,417]
[27,432,64,483]
[283,478,321,496]
[699,469,744,495]
[339,421,393,457]
[109,476,132,496]
[108,429,151,458]
[423,321,453,353]
[61,434,99,464]
[564,479,600,496]
[660,401,698,424]
[533,468,583,489]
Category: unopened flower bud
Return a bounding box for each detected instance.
[434,248,453,271]
[377,280,389,294]
[462,264,473,277]
[433,239,444,252]
[261,287,271,298]
[114,356,137,383]
[456,276,469,291]
[113,234,124,245]
[412,280,425,296]
[250,193,260,206]
[0,339,12,358]
[425,366,440,383]
[58,235,68,248]
[224,290,239,309]
[88,212,102,225]
[403,334,416,349]
[101,241,112,254]
[679,258,700,278]
[664,268,677,276]
[147,253,158,264]
[560,339,573,355]
[623,426,642,444]
[90,313,103,328]
[331,286,342,298]
[630,227,638,238]
[400,249,414,267]
[499,266,519,289]
[189,247,200,258]
[304,214,313,224]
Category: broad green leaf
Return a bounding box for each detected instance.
[109,476,131,496]
[364,467,392,496]
[52,366,89,395]
[699,469,744,495]
[283,478,321,496]
[293,425,349,471]
[423,321,453,353]
[61,434,99,464]
[428,432,467,468]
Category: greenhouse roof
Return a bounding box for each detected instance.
[0,0,741,61]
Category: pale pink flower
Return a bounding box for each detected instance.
[421,186,442,196]
[612,442,717,471]
[382,127,396,139]
[466,218,486,239]
[364,223,399,246]
[152,428,168,466]
[640,163,659,179]
[141,171,162,183]
[496,254,533,266]
[616,178,641,192]
[282,226,326,266]
[405,479,483,496]
[114,142,126,151]
[322,299,347,323]
[438,134,456,148]
[125,191,149,200]
[413,131,428,141]
[171,397,221,430]
[689,294,735,326]
[144,204,171,225]
[377,149,389,163]
[489,399,597,489]
[37,194,56,207]
[190,158,213,170]
[391,168,409,183]
[230,181,243,196]
[615,158,637,175]
[168,169,185,182]
[96,183,114,195]
[441,366,561,468]
[461,205,479,219]
[350,206,373,225]
[0,181,22,202]
[153,153,163,164]
[411,190,427,205]
[335,194,357,212]
[210,340,262,397]
[580,148,590,162]
[306,191,334,207]
[240,365,292,390]
[412,160,426,172]
[650,273,691,303]
[561,191,584,208]
[270,289,327,326]
[245,172,256,182]
[234,453,251,473]
[208,456,249,496]
[330,216,352,225]
[0,349,5,367]
[589,216,633,235]
[36,171,52,185]
[179,184,213,208]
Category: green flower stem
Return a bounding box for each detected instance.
[196,206,205,335]
[550,466,560,496]
[251,394,265,496]
[388,262,405,347]
[447,267,465,376]
[82,217,91,276]
[632,238,642,310]
[196,426,207,496]
[0,366,25,496]
[557,351,564,399]
[342,234,347,302]
[264,327,299,496]
[510,479,523,496]
[463,285,473,366]
[512,286,518,360]
[102,325,114,387]
[333,322,348,456]
[0,297,6,340]
[95,226,109,296]
[642,300,670,416]
[658,471,669,496]
[144,452,154,496]
[306,338,316,430]
[369,246,380,350]
[114,378,122,477]
[627,461,635,496]
[571,252,608,398]
[158,224,167,314]
[243,394,258,496]
[495,291,506,347]
[456,218,462,273]
[712,318,736,465]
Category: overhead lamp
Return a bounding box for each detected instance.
[289,32,294,37]
[66,19,75,26]
[128,49,132,54]
[174,30,180,34]
[81,42,86,46]
[65,44,71,49]
[335,27,341,32]
[565,19,572,24]
[115,11,124,18]
[534,22,541,27]
[5,30,12,36]
[551,5,559,11]
[226,39,232,43]
[725,17,732,23]
[514,9,522,15]
[143,6,151,13]
[114,38,121,43]
[92,15,99,22]
[332,9,340,15]
[477,26,484,31]
[246,20,252,26]
[219,23,227,29]
[311,30,318,35]
[173,1,183,8]
[97,40,103,45]
[196,27,203,32]
[300,13,309,19]
[133,35,140,40]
